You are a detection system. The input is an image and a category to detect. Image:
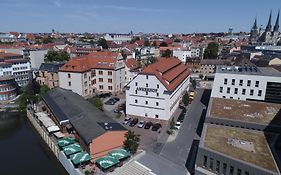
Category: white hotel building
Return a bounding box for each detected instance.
[126,57,190,122]
[211,66,281,104]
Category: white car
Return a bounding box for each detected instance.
[123,117,131,125]
[174,121,181,130]
[138,121,145,128]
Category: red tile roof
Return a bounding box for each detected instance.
[140,57,190,92]
[59,51,121,72]
[0,52,22,59]
[125,58,138,70]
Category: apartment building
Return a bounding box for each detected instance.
[124,58,140,86]
[211,66,281,103]
[0,52,31,87]
[126,57,190,122]
[36,62,64,89]
[59,51,125,98]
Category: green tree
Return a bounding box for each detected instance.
[42,37,54,44]
[123,130,140,154]
[162,49,172,57]
[199,74,204,80]
[143,56,156,66]
[18,80,40,112]
[97,38,108,49]
[191,79,197,89]
[203,42,219,59]
[174,38,181,43]
[182,93,189,106]
[159,41,168,47]
[40,85,50,95]
[88,97,103,111]
[44,49,70,62]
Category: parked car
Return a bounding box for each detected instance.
[129,118,139,127]
[105,99,115,105]
[177,115,184,123]
[138,121,145,128]
[99,92,112,98]
[112,97,120,101]
[122,117,131,125]
[144,122,153,129]
[152,123,162,131]
[174,121,181,130]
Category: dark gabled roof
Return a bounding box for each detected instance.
[39,62,65,73]
[42,88,126,144]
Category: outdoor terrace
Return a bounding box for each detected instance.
[209,97,281,125]
[203,124,279,173]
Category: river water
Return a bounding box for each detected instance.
[0,112,68,175]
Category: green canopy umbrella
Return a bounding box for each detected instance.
[57,137,75,148]
[70,151,91,165]
[63,143,82,156]
[95,156,119,170]
[108,149,131,160]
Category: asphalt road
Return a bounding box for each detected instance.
[160,89,208,171]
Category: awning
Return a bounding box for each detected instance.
[63,143,82,156]
[70,151,91,165]
[47,125,60,133]
[95,156,119,169]
[53,132,65,139]
[108,149,131,160]
[57,137,75,147]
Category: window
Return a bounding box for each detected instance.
[237,169,241,175]
[230,166,234,175]
[156,102,159,106]
[108,78,112,83]
[247,80,251,86]
[242,89,246,95]
[108,86,112,90]
[135,99,138,103]
[146,83,148,87]
[84,73,87,78]
[99,78,103,82]
[145,113,147,117]
[250,89,254,96]
[99,85,103,89]
[258,90,262,96]
[219,87,223,93]
[146,92,148,95]
[135,90,137,94]
[223,96,226,98]
[224,78,228,85]
[234,88,238,94]
[203,156,207,167]
[68,81,71,86]
[244,171,249,175]
[232,79,235,85]
[85,89,88,94]
[223,163,227,175]
[157,93,159,96]
[227,87,230,93]
[216,160,220,173]
[145,101,148,105]
[84,81,87,86]
[108,71,112,75]
[146,75,148,79]
[68,73,71,78]
[157,84,159,88]
[239,80,243,86]
[98,70,103,75]
[155,115,159,118]
[92,79,96,84]
[255,81,259,87]
[135,82,138,86]
[209,158,214,170]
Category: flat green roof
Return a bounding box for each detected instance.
[108,149,131,160]
[70,151,91,165]
[95,156,119,169]
[63,143,82,156]
[57,137,75,148]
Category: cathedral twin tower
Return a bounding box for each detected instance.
[249,10,280,45]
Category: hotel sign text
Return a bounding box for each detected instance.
[136,87,158,93]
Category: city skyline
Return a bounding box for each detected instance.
[0,0,280,34]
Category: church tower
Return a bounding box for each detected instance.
[264,10,273,43]
[272,10,280,44]
[249,17,259,43]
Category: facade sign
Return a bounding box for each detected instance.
[136,87,158,93]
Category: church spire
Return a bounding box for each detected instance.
[265,10,272,32]
[274,10,280,32]
[253,17,258,29]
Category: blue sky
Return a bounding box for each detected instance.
[0,0,280,33]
